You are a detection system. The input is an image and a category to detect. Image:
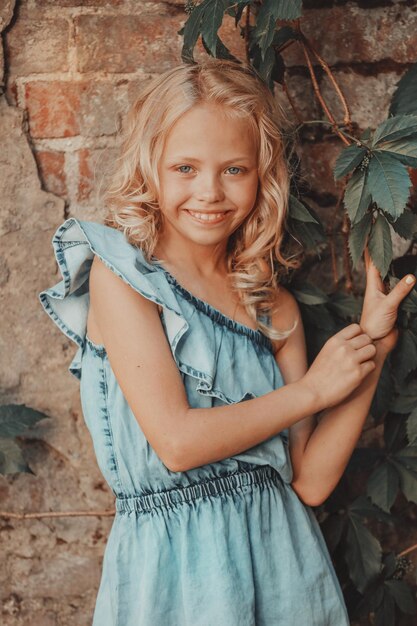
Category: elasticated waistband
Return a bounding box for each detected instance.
[115,465,281,516]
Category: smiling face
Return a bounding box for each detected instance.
[156,103,259,262]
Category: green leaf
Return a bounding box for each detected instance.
[367,152,411,219]
[390,210,417,240]
[201,33,240,61]
[392,461,417,504]
[407,408,417,444]
[334,144,368,180]
[375,590,396,626]
[251,0,302,58]
[345,514,382,593]
[291,283,329,306]
[0,404,49,439]
[389,63,417,116]
[372,114,417,145]
[271,25,299,49]
[201,0,228,57]
[287,219,326,250]
[348,212,372,268]
[366,462,400,512]
[368,213,393,279]
[0,438,31,475]
[385,580,417,615]
[390,378,417,413]
[321,514,346,552]
[343,169,372,224]
[379,138,417,168]
[392,329,417,382]
[180,1,205,62]
[394,445,417,471]
[288,195,319,223]
[371,359,393,423]
[328,292,362,320]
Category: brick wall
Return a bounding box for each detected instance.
[1,1,416,625]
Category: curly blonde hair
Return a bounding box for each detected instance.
[103,58,300,341]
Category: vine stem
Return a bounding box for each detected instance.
[398,543,417,558]
[0,509,115,520]
[244,4,251,64]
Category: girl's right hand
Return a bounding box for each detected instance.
[301,323,377,410]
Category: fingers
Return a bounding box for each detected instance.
[364,246,385,292]
[339,323,365,340]
[386,274,416,308]
[360,360,376,377]
[350,333,375,350]
[356,342,377,363]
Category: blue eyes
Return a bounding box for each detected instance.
[176,165,243,175]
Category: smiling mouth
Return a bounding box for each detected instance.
[185,209,230,223]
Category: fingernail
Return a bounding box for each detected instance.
[405,275,416,285]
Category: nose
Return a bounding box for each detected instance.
[194,172,225,204]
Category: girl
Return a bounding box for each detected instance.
[39,59,415,625]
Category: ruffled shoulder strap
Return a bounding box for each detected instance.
[38,217,188,379]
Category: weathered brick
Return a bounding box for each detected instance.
[298,140,343,199]
[75,14,182,73]
[35,0,123,5]
[4,18,70,75]
[282,4,417,66]
[35,150,66,197]
[78,80,127,137]
[320,70,401,131]
[77,147,119,202]
[24,81,80,138]
[25,80,128,138]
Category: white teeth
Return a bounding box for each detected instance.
[188,210,228,222]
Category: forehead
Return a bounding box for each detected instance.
[162,103,257,159]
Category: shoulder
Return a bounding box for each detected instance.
[90,255,163,315]
[269,285,303,355]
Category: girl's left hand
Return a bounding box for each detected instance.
[360,247,416,344]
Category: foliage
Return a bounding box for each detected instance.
[180,1,417,623]
[0,404,49,475]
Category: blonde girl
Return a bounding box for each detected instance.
[39,58,416,625]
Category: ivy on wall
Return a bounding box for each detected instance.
[179,2,417,625]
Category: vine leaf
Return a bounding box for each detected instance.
[368,212,393,279]
[406,407,417,444]
[348,212,372,269]
[180,1,205,62]
[367,151,411,220]
[384,580,417,616]
[333,144,368,180]
[389,63,417,116]
[372,114,417,145]
[343,169,372,224]
[366,462,399,512]
[378,138,417,168]
[0,438,31,475]
[251,0,302,59]
[0,404,49,438]
[392,329,417,382]
[391,459,417,504]
[389,210,417,240]
[345,508,382,593]
[203,0,230,57]
[288,194,319,223]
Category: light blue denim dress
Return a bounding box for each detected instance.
[39,218,350,626]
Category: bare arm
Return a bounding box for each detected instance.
[287,343,388,506]
[89,257,375,477]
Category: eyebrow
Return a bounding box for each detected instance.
[167,156,254,165]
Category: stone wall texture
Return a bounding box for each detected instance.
[1,1,416,624]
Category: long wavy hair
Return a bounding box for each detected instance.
[103,58,300,341]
